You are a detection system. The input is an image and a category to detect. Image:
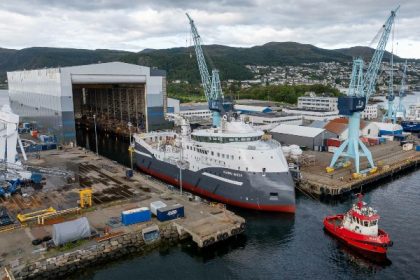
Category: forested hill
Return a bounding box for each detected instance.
[0,42,406,83]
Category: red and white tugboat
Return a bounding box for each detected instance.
[323,194,393,254]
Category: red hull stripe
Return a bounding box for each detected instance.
[138,165,295,213]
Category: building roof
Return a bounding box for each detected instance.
[271,124,325,138]
[308,120,327,129]
[323,117,368,135]
[371,122,403,131]
[235,104,272,113]
[324,122,347,135]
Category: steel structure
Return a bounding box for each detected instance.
[328,6,399,175]
[186,13,233,127]
[383,51,396,123]
[396,61,408,120]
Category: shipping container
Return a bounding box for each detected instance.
[326,138,342,148]
[156,204,184,222]
[327,146,337,153]
[379,137,387,144]
[416,145,420,151]
[126,169,133,178]
[121,207,151,226]
[150,201,167,216]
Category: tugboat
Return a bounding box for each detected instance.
[323,194,393,254]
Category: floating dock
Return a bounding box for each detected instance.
[297,141,419,197]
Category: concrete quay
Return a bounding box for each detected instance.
[297,141,420,197]
[0,147,245,280]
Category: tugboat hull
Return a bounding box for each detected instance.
[323,215,392,254]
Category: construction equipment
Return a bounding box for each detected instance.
[186,13,234,128]
[396,61,408,120]
[328,6,399,175]
[16,207,57,223]
[79,188,92,208]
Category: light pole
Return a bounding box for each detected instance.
[93,114,99,156]
[176,148,188,196]
[128,122,134,171]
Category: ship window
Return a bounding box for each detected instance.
[231,155,234,160]
[217,153,220,157]
[372,220,377,226]
[211,151,214,156]
[364,221,368,227]
[222,154,225,158]
[246,167,248,171]
[262,168,266,176]
[269,192,279,201]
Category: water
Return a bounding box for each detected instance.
[73,127,420,280]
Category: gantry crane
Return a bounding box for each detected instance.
[186,13,233,127]
[327,6,399,176]
[395,61,408,120]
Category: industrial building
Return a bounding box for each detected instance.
[270,124,334,150]
[298,95,338,111]
[8,62,170,143]
[240,112,303,130]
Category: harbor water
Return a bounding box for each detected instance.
[70,169,420,280]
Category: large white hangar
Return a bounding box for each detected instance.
[7,62,170,143]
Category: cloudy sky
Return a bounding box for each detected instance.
[0,0,419,58]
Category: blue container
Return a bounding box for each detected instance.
[31,173,43,184]
[156,204,185,222]
[121,207,151,226]
[23,123,30,129]
[126,169,133,178]
[416,145,420,151]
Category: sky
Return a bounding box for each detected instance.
[0,0,419,58]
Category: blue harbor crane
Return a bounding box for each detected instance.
[395,61,408,120]
[327,6,399,176]
[383,50,396,123]
[186,13,233,127]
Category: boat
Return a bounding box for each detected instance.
[401,104,420,132]
[133,116,295,213]
[323,194,392,254]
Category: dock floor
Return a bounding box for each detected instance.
[299,141,419,196]
[0,147,245,271]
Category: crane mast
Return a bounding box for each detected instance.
[328,6,399,175]
[383,44,396,123]
[186,13,232,128]
[396,61,408,120]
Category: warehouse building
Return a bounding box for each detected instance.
[8,62,170,143]
[270,124,334,150]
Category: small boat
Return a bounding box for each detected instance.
[323,194,393,254]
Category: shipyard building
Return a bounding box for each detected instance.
[7,62,170,143]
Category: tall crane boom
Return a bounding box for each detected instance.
[328,7,399,175]
[186,13,212,99]
[364,6,399,99]
[186,13,231,127]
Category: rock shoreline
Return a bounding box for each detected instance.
[12,223,181,280]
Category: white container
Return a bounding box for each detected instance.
[403,143,413,151]
[328,146,337,153]
[289,144,300,150]
[282,146,291,157]
[150,201,167,216]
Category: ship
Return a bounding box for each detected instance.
[133,117,295,213]
[324,194,392,254]
[401,104,420,132]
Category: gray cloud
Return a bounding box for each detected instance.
[0,0,418,58]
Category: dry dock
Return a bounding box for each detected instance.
[298,141,420,197]
[0,147,244,280]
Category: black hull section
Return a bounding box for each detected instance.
[135,143,295,213]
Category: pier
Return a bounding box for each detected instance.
[297,141,420,197]
[0,147,245,279]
